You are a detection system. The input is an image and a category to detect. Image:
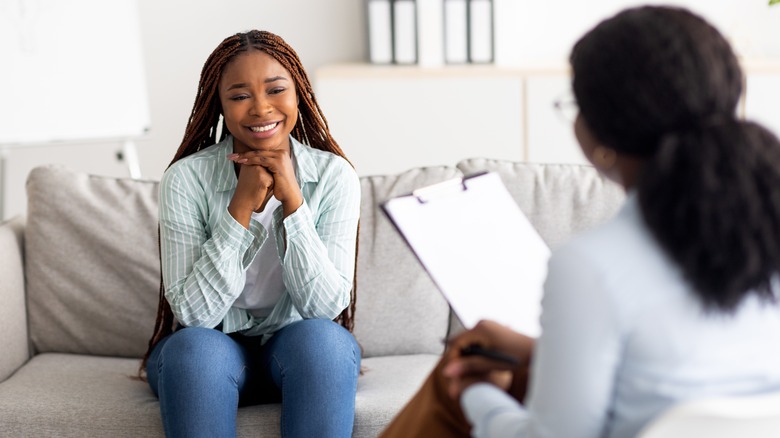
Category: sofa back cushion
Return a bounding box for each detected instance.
[25,166,160,357]
[456,159,626,250]
[354,166,462,358]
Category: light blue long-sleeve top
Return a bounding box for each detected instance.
[158,135,360,340]
[462,192,780,437]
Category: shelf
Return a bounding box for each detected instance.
[315,62,570,80]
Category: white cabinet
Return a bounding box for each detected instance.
[315,62,780,177]
[525,74,588,165]
[315,65,530,177]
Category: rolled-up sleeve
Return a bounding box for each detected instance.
[279,160,361,320]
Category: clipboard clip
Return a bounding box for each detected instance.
[412,177,468,204]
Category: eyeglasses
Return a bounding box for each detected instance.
[553,94,579,124]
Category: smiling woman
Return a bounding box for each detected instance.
[219,50,304,220]
[138,30,362,438]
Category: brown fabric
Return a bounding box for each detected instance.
[378,358,471,438]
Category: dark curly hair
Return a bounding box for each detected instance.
[570,6,780,312]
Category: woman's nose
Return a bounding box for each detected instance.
[250,96,272,116]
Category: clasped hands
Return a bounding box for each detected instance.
[443,320,534,404]
[227,149,303,227]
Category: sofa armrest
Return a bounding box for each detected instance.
[0,216,30,382]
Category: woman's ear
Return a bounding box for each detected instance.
[591,145,618,170]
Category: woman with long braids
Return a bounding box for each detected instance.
[379,6,780,438]
[141,30,361,437]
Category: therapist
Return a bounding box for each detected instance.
[379,5,780,438]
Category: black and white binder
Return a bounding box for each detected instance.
[382,172,550,336]
[368,0,394,64]
[468,0,493,63]
[393,0,418,64]
[444,0,468,64]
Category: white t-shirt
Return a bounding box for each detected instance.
[233,196,285,318]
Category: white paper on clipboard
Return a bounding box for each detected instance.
[382,172,550,337]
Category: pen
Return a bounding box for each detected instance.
[459,344,520,366]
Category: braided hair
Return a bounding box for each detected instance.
[570,6,780,312]
[140,30,358,375]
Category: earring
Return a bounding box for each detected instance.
[592,145,617,169]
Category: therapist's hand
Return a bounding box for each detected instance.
[443,320,535,402]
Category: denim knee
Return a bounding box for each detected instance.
[149,327,248,392]
[266,319,360,379]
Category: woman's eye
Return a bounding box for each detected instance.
[269,87,286,95]
[230,95,249,101]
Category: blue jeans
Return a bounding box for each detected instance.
[146,319,361,438]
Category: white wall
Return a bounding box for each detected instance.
[2,0,779,220]
[0,0,366,220]
[495,0,780,67]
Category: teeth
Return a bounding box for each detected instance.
[249,123,277,133]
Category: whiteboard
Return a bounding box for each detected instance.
[0,0,150,145]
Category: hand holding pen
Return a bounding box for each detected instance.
[442,320,535,402]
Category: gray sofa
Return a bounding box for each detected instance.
[0,158,624,437]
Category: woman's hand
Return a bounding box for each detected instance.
[227,161,274,228]
[442,320,535,402]
[228,149,304,219]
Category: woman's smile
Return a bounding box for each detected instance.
[246,121,282,140]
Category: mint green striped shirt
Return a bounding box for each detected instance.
[159,135,360,340]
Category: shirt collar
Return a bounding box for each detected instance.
[213,136,237,192]
[289,135,319,186]
[212,135,319,192]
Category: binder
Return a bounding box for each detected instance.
[416,0,445,67]
[382,172,550,337]
[444,0,468,64]
[393,0,418,64]
[368,0,393,64]
[468,0,493,63]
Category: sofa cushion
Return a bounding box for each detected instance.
[25,166,160,357]
[0,217,29,381]
[456,159,626,250]
[355,166,462,357]
[0,353,439,437]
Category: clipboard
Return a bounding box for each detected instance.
[381,171,550,337]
